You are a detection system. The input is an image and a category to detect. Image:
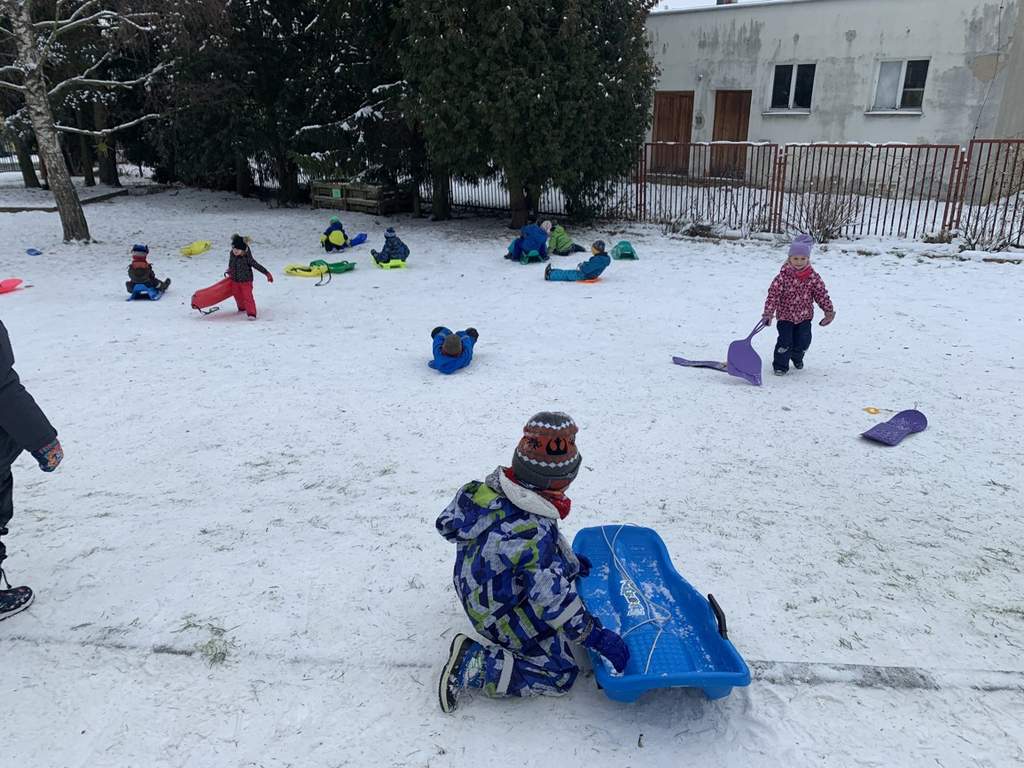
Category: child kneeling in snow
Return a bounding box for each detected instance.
[125,244,170,293]
[436,412,629,713]
[428,327,477,374]
[762,234,836,375]
[506,220,551,261]
[320,217,349,252]
[371,227,410,265]
[544,240,611,282]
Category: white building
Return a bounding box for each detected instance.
[646,0,1024,146]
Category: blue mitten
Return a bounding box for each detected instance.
[584,623,630,673]
[31,438,63,472]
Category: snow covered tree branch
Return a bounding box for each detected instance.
[53,111,160,137]
[0,0,180,240]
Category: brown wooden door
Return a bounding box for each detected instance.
[651,91,693,173]
[711,90,751,178]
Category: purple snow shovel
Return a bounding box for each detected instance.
[861,409,928,446]
[673,320,768,386]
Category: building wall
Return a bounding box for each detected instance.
[647,0,1020,145]
[995,2,1024,138]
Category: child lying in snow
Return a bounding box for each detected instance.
[428,327,478,374]
[436,412,629,712]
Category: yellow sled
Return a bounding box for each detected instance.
[180,240,212,257]
[284,263,329,278]
[375,259,408,270]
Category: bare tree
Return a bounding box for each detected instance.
[786,191,862,243]
[0,1,163,241]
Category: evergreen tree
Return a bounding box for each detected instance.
[400,0,657,225]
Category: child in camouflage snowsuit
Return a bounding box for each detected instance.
[436,412,629,713]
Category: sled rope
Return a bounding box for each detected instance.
[600,524,671,674]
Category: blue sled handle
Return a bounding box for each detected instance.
[708,593,728,640]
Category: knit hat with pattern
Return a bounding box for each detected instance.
[511,412,581,491]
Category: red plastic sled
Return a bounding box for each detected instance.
[191,277,233,313]
[0,278,24,294]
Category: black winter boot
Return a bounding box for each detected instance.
[0,530,34,622]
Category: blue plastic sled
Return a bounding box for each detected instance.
[127,284,163,301]
[573,524,751,702]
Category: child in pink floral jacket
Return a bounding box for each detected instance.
[762,235,836,375]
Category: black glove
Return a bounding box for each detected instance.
[465,327,479,341]
[430,326,444,338]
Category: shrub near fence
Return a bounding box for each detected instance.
[419,139,1024,248]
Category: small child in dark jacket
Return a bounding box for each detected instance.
[125,244,170,294]
[428,327,478,374]
[436,412,629,712]
[0,320,62,621]
[371,227,410,265]
[226,234,273,319]
[762,234,836,375]
[544,240,611,282]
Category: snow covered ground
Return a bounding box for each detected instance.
[0,169,154,210]
[0,188,1022,768]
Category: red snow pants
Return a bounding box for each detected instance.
[231,280,257,317]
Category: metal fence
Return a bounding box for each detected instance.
[954,139,1024,248]
[421,139,1024,247]
[0,142,21,173]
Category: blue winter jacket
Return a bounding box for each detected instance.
[377,233,410,262]
[437,467,595,650]
[428,327,475,374]
[519,224,548,258]
[579,252,611,279]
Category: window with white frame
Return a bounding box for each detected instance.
[872,60,929,111]
[770,64,816,110]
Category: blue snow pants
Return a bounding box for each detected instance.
[460,633,580,697]
[773,320,813,372]
[546,267,583,282]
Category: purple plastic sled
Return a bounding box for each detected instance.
[861,409,927,446]
[673,320,767,386]
[726,320,768,386]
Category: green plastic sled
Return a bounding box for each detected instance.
[310,259,356,274]
[520,250,545,265]
[611,241,638,260]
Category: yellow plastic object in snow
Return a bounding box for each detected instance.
[180,240,212,257]
[320,231,348,247]
[375,259,407,270]
[284,263,329,278]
